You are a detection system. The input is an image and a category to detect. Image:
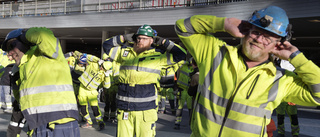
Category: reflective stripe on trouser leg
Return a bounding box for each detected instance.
[175,116,182,125]
[84,106,92,124]
[277,124,285,134]
[160,97,166,111]
[291,124,300,136]
[6,102,13,109]
[290,114,300,136]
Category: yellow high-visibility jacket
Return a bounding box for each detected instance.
[110,60,120,86]
[159,60,184,88]
[78,55,111,91]
[18,27,78,130]
[177,62,194,90]
[103,35,187,111]
[0,49,15,77]
[175,15,320,137]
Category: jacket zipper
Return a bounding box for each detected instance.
[218,69,260,137]
[218,80,245,136]
[246,74,260,99]
[261,115,266,137]
[86,72,99,88]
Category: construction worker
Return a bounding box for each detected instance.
[2,27,79,137]
[103,56,120,122]
[274,59,300,137]
[158,61,183,114]
[174,59,193,130]
[0,49,15,112]
[102,24,186,137]
[78,53,112,130]
[65,51,87,100]
[175,5,320,137]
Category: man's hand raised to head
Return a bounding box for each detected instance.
[224,18,251,38]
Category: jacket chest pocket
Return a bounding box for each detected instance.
[137,56,161,69]
[246,74,260,99]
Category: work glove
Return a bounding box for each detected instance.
[73,50,82,59]
[152,36,165,47]
[64,52,73,58]
[104,70,113,77]
[98,59,104,66]
[123,33,135,43]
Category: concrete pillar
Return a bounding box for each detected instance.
[60,39,66,53]
[101,30,109,58]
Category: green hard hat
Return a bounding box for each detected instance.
[136,24,154,37]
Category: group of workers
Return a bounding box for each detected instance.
[0,5,319,137]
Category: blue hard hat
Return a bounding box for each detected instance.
[248,6,289,37]
[1,28,24,51]
[79,53,87,64]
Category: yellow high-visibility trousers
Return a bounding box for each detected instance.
[117,109,157,137]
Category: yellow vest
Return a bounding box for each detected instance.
[19,27,78,130]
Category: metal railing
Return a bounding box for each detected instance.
[1,0,247,18]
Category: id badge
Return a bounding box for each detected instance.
[123,112,129,120]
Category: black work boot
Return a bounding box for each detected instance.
[174,124,180,130]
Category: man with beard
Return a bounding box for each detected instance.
[102,24,186,137]
[175,6,320,137]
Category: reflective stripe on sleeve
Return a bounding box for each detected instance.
[19,123,25,128]
[167,41,174,52]
[176,17,196,37]
[111,46,120,59]
[52,39,59,59]
[166,52,173,65]
[113,36,118,46]
[310,84,320,94]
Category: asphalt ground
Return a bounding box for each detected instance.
[0,103,319,137]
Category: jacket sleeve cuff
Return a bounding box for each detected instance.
[289,53,308,68]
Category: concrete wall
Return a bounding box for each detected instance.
[0,0,319,29]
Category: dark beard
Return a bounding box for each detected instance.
[134,45,151,55]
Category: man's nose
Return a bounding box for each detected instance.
[255,35,264,43]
